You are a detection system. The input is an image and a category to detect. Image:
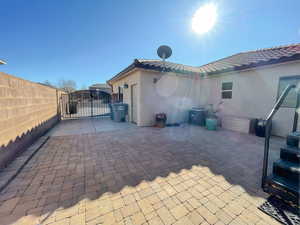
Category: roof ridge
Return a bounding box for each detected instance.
[137,58,199,68]
[240,43,300,53]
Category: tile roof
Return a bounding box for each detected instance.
[136,59,200,74]
[197,43,300,74]
[108,43,300,83]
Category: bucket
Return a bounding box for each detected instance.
[206,118,217,130]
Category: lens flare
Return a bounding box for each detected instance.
[192,3,217,34]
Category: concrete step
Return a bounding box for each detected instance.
[267,175,299,207]
[280,146,300,164]
[273,160,300,184]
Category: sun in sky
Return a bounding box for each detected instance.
[192,2,218,35]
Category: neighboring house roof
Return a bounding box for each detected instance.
[108,43,300,83]
[0,59,6,65]
[89,83,110,89]
[89,83,111,94]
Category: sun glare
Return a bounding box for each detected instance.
[192,3,217,35]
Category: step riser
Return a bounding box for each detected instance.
[280,150,300,163]
[286,132,300,147]
[273,166,300,183]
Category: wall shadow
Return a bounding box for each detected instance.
[0,115,60,169]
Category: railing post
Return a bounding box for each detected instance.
[293,92,300,132]
[262,121,271,189]
[261,84,296,190]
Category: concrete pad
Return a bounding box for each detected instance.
[48,117,135,137]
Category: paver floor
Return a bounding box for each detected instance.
[0,118,283,225]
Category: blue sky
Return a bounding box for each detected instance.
[0,0,299,88]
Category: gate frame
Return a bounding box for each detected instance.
[60,90,111,119]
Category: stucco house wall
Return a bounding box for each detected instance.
[201,60,300,137]
[111,70,142,124]
[110,60,300,137]
[138,70,202,126]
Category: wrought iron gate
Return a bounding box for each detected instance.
[60,90,111,119]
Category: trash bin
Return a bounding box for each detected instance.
[111,103,128,122]
[69,101,77,114]
[189,108,207,126]
[255,119,271,137]
[155,113,167,128]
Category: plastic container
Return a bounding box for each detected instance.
[206,118,218,130]
[155,113,167,128]
[255,119,271,137]
[111,103,128,122]
[189,108,208,126]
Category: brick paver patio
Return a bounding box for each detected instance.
[0,118,282,225]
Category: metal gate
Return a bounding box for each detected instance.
[60,90,111,119]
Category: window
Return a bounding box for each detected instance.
[278,76,300,108]
[118,86,123,102]
[221,82,233,99]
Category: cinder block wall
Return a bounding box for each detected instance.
[0,72,63,168]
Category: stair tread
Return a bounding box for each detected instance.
[280,146,300,163]
[268,175,300,194]
[274,160,300,172]
[288,131,300,138]
[281,145,300,152]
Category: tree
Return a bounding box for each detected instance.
[57,79,77,93]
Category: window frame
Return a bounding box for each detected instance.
[118,86,124,103]
[221,81,233,99]
[277,75,300,108]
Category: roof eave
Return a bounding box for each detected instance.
[107,60,200,84]
[0,60,7,65]
[107,60,140,84]
[203,54,300,76]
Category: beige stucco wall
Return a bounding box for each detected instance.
[0,72,63,147]
[199,61,300,137]
[110,60,300,137]
[139,70,202,126]
[111,70,142,124]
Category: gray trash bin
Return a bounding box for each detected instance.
[112,103,128,122]
[189,108,208,126]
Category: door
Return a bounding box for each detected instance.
[131,84,137,123]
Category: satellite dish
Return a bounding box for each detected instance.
[157,45,172,61]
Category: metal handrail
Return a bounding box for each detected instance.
[261,84,296,189]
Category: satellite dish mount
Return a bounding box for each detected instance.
[157,45,172,72]
[157,45,172,61]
